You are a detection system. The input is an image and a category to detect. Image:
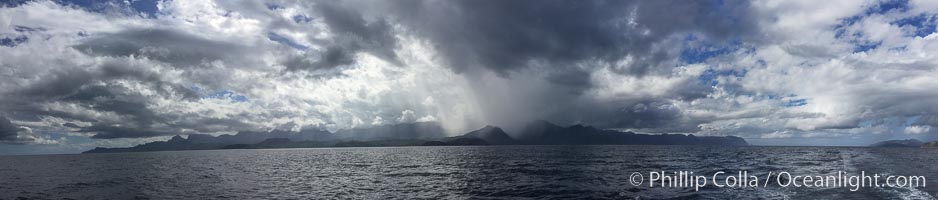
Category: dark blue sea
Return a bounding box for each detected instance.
[1,146,937,199]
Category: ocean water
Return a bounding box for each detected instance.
[1,146,937,199]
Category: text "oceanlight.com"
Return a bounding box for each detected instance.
[629,171,926,191]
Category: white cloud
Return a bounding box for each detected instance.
[905,125,931,134]
[761,131,794,139]
[416,115,437,122]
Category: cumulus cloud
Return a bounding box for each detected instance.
[1,0,938,152]
[0,116,60,144]
[905,125,932,134]
[73,28,251,68]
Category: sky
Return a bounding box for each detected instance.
[1,0,938,154]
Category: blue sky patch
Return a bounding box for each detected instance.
[191,86,249,103]
[265,3,283,10]
[267,32,308,50]
[697,68,746,87]
[293,15,313,23]
[679,34,741,64]
[783,99,808,107]
[866,0,909,15]
[206,90,248,102]
[893,14,937,37]
[0,0,30,7]
[52,0,161,17]
[834,0,933,52]
[834,16,862,39]
[0,36,28,47]
[853,40,882,53]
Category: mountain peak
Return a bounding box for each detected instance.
[567,124,590,129]
[462,125,517,145]
[168,135,186,143]
[870,139,924,147]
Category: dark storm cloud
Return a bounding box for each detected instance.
[81,114,259,139]
[572,73,719,132]
[283,1,399,71]
[544,68,594,94]
[327,0,757,132]
[80,124,180,139]
[0,59,201,139]
[0,116,39,144]
[0,116,21,142]
[914,115,938,127]
[73,29,247,68]
[296,0,760,132]
[283,47,357,71]
[379,0,758,76]
[8,61,197,105]
[534,98,703,133]
[1,64,254,139]
[315,1,398,61]
[62,122,81,128]
[603,101,690,131]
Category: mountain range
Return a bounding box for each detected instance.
[868,139,938,148]
[868,139,925,148]
[83,120,748,153]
